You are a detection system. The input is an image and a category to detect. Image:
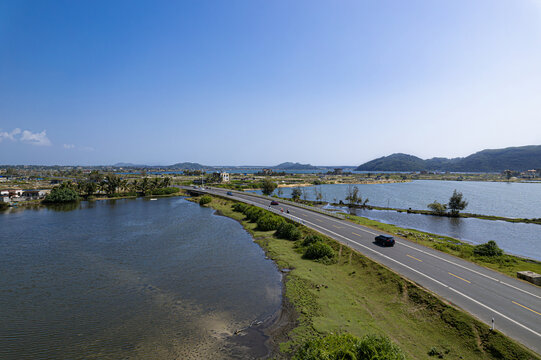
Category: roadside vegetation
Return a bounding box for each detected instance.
[198,195,539,360]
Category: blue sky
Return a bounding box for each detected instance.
[1,0,541,166]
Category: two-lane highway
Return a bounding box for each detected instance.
[193,187,541,354]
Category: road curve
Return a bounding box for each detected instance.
[190,187,541,355]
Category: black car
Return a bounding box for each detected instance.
[270,200,279,205]
[374,235,395,247]
[226,191,233,196]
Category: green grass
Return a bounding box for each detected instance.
[204,196,539,360]
[345,214,541,279]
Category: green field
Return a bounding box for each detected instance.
[202,196,539,360]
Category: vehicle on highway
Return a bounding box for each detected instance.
[226,191,233,196]
[374,235,395,247]
[270,200,279,205]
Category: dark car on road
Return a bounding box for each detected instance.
[374,235,395,247]
[226,191,233,196]
[270,200,279,205]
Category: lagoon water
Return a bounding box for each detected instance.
[0,198,282,359]
[270,180,541,219]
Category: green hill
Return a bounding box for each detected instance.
[356,145,541,172]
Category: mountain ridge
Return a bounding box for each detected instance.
[356,145,541,172]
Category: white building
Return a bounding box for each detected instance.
[220,172,230,182]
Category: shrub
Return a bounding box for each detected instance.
[302,234,325,247]
[199,195,212,205]
[43,187,79,203]
[232,203,249,213]
[474,240,504,257]
[150,187,179,195]
[303,242,335,260]
[257,214,285,231]
[276,222,301,241]
[293,333,406,360]
[245,206,266,222]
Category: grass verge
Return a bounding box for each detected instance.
[199,195,540,360]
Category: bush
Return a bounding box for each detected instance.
[303,242,335,260]
[474,240,504,257]
[245,206,266,222]
[199,195,212,205]
[150,187,179,195]
[276,222,301,241]
[232,203,249,213]
[257,214,285,231]
[302,234,325,247]
[293,333,406,360]
[43,187,79,203]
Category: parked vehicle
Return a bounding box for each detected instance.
[374,235,395,247]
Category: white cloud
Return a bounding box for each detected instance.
[20,130,52,146]
[63,144,75,149]
[0,128,21,142]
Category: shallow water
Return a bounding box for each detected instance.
[0,197,282,359]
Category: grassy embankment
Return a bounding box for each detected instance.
[199,195,539,360]
[344,214,541,279]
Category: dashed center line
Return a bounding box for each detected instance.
[449,272,471,284]
[512,301,541,316]
[352,232,363,237]
[333,225,342,229]
[407,254,422,262]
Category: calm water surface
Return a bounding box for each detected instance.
[269,180,541,218]
[0,198,282,359]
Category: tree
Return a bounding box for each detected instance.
[291,187,302,201]
[345,185,359,205]
[102,174,121,196]
[261,178,277,196]
[448,189,468,216]
[43,187,79,203]
[427,201,447,215]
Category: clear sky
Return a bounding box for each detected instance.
[1,0,541,166]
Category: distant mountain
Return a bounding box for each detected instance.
[167,162,214,170]
[272,162,320,170]
[114,162,154,168]
[356,145,541,172]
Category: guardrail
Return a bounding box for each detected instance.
[207,187,345,220]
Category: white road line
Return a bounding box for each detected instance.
[289,215,541,339]
[281,201,541,301]
[218,191,541,300]
[203,190,541,339]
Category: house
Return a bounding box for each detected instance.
[22,189,50,199]
[0,196,10,203]
[220,172,230,182]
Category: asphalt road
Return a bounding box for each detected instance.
[190,187,541,355]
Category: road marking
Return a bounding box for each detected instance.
[291,203,541,301]
[449,272,471,284]
[333,225,342,229]
[512,301,541,316]
[213,193,541,338]
[352,232,364,237]
[407,254,422,262]
[281,215,541,339]
[315,219,323,222]
[233,192,541,301]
